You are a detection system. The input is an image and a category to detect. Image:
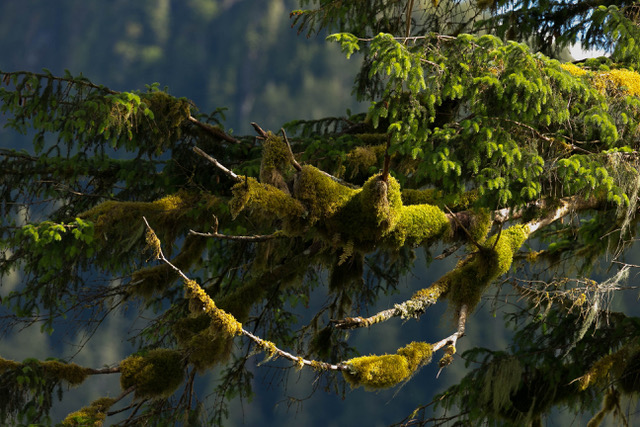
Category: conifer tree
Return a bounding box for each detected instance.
[2,1,640,425]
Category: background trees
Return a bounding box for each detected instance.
[2,0,640,425]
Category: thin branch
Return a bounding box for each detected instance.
[443,204,485,252]
[188,116,240,144]
[280,127,302,172]
[143,217,347,372]
[192,146,241,182]
[189,229,284,241]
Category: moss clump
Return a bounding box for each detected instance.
[173,315,233,371]
[345,144,386,180]
[229,177,306,233]
[342,341,433,389]
[293,165,359,227]
[259,133,296,192]
[41,360,90,386]
[0,357,20,373]
[62,397,116,426]
[120,349,184,399]
[386,203,450,248]
[445,225,530,311]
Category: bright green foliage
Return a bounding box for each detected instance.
[2,1,640,426]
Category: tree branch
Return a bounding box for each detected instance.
[143,217,347,372]
[192,146,241,182]
[188,116,240,144]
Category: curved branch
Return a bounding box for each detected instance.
[143,217,347,373]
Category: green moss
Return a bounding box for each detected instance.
[343,341,433,389]
[345,144,386,180]
[386,203,451,248]
[119,349,185,399]
[173,315,233,370]
[293,165,359,227]
[229,177,306,233]
[446,225,530,311]
[62,397,116,426]
[41,360,90,386]
[0,357,20,373]
[259,132,296,190]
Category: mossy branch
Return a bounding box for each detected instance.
[187,116,240,144]
[143,217,348,373]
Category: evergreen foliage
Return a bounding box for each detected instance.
[2,0,640,425]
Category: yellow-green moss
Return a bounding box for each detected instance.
[0,357,20,373]
[293,165,359,227]
[184,278,244,337]
[343,341,433,389]
[41,360,90,386]
[259,133,296,188]
[80,190,219,249]
[119,349,184,399]
[345,144,386,179]
[62,397,116,427]
[446,225,530,311]
[386,204,450,248]
[229,177,306,233]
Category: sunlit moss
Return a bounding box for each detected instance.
[446,225,529,311]
[386,203,450,248]
[62,397,116,426]
[119,349,184,399]
[579,343,640,391]
[293,165,359,227]
[184,279,243,337]
[229,176,306,232]
[343,341,433,389]
[345,144,386,179]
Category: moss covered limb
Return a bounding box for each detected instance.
[342,342,433,389]
[62,397,116,426]
[119,349,185,399]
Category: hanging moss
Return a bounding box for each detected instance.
[62,397,116,427]
[445,225,529,311]
[342,341,433,389]
[119,349,185,399]
[173,315,233,371]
